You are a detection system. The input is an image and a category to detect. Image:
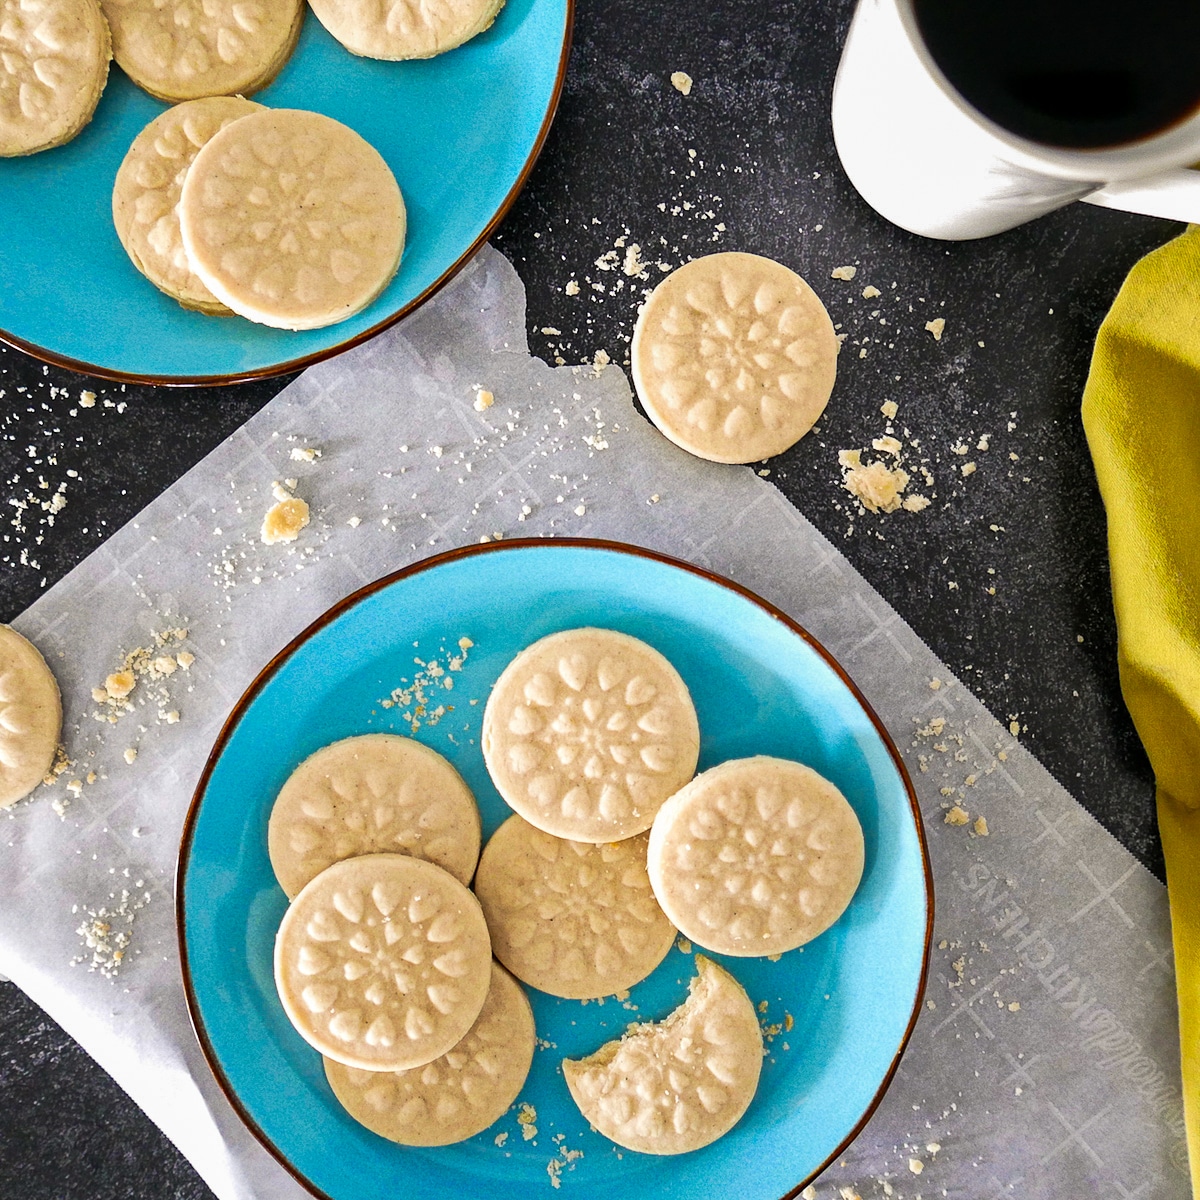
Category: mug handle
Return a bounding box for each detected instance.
[1081,168,1200,224]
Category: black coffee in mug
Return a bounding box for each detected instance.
[912,0,1200,150]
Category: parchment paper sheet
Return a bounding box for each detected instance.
[0,247,1186,1199]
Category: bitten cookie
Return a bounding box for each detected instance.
[274,854,492,1071]
[307,0,504,61]
[647,756,864,957]
[112,96,260,313]
[324,961,534,1145]
[631,252,838,464]
[0,0,110,157]
[482,628,699,843]
[99,0,302,102]
[562,955,762,1155]
[0,625,62,808]
[179,108,405,330]
[268,734,481,900]
[473,815,676,999]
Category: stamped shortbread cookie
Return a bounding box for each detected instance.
[100,0,301,102]
[0,0,110,157]
[482,628,699,843]
[647,756,864,957]
[474,815,675,999]
[563,955,762,1155]
[307,0,504,61]
[274,854,491,1071]
[324,961,534,1144]
[179,108,405,330]
[267,733,481,900]
[113,97,260,313]
[0,625,62,808]
[631,252,838,464]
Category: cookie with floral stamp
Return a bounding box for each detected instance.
[631,251,838,464]
[178,108,405,330]
[307,0,504,61]
[274,854,492,1071]
[647,756,864,957]
[563,955,762,1155]
[267,733,481,901]
[112,96,260,313]
[482,627,700,843]
[0,0,111,157]
[473,814,676,999]
[324,961,534,1144]
[100,0,302,101]
[0,625,62,808]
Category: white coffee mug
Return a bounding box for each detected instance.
[831,0,1200,239]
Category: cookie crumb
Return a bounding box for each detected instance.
[925,317,946,341]
[944,805,970,826]
[840,455,909,513]
[565,280,580,296]
[880,399,898,419]
[474,389,495,412]
[289,447,320,462]
[261,495,310,544]
[123,748,137,765]
[830,265,858,281]
[901,494,930,512]
[105,671,135,699]
[670,70,693,95]
[862,285,881,299]
[495,1131,509,1147]
[79,391,96,408]
[974,815,989,836]
[909,1158,924,1175]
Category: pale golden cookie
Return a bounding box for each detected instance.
[179,108,405,330]
[274,854,492,1071]
[647,756,864,957]
[100,0,302,102]
[0,0,110,157]
[112,96,260,313]
[307,0,504,61]
[474,815,675,999]
[267,733,481,901]
[324,962,534,1145]
[631,252,838,464]
[563,955,762,1155]
[0,625,62,808]
[482,628,699,843]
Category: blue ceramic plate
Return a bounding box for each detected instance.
[0,0,570,383]
[178,539,932,1200]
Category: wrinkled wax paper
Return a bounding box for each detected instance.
[0,247,1186,1200]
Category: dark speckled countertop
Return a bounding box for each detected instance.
[0,0,1172,1195]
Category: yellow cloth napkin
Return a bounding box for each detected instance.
[1082,225,1200,1196]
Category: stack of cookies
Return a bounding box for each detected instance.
[112,101,406,329]
[267,626,865,1156]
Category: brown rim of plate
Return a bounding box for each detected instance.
[0,3,575,389]
[175,537,935,1200]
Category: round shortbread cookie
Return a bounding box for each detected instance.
[274,854,492,1071]
[324,961,534,1145]
[647,756,864,957]
[481,628,700,843]
[99,0,302,102]
[631,252,838,464]
[267,733,482,901]
[307,0,504,61]
[473,815,676,1000]
[113,96,260,313]
[0,625,62,808]
[0,0,110,157]
[179,108,405,330]
[562,954,762,1155]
